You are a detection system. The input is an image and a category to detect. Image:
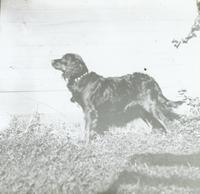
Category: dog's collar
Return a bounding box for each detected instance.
[74,72,89,83]
[63,72,89,83]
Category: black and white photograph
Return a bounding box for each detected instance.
[0,0,200,193]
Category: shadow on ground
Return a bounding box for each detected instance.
[130,152,200,167]
[99,152,200,194]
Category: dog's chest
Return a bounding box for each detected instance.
[68,77,97,106]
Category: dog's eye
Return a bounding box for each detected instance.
[61,58,66,63]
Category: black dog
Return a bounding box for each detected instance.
[52,53,183,142]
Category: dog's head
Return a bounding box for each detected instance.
[52,53,88,80]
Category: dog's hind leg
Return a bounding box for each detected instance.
[124,102,166,133]
[141,110,167,133]
[139,104,167,133]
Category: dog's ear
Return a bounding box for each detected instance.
[72,54,88,73]
[63,53,86,66]
[74,54,84,63]
[72,54,86,67]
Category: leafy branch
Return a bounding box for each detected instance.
[172,0,200,48]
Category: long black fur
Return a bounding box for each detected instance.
[52,53,183,141]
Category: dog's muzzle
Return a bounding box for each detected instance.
[52,59,61,70]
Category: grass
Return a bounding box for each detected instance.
[0,92,200,194]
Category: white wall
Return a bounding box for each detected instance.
[0,0,200,126]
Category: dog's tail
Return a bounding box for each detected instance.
[158,93,184,109]
[167,100,184,108]
[148,75,184,109]
[157,93,185,121]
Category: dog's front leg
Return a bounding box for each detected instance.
[84,108,98,144]
[85,112,91,144]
